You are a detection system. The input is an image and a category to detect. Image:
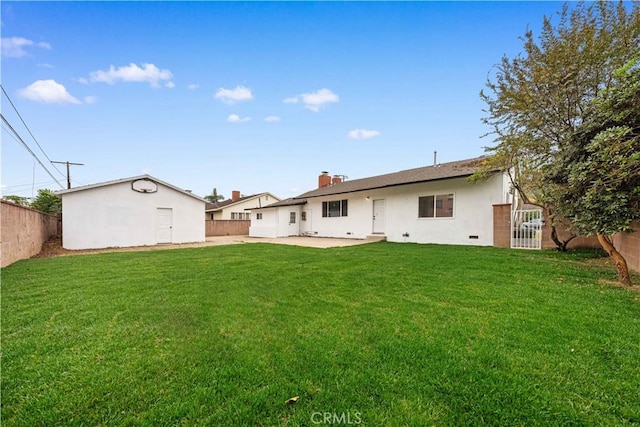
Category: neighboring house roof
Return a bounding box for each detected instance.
[55,174,207,202]
[296,156,495,199]
[251,197,308,210]
[205,192,278,212]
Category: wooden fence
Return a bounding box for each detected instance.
[205,220,250,237]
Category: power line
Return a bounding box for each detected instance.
[1,113,64,189]
[3,180,61,191]
[0,84,65,178]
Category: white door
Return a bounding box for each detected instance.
[300,210,312,235]
[156,208,173,244]
[288,210,299,236]
[372,199,385,234]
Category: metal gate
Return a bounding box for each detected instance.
[511,209,543,249]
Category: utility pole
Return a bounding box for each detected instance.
[51,161,84,189]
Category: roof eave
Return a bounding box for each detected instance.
[55,174,207,203]
[296,171,486,199]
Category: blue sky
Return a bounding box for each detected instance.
[2,1,567,200]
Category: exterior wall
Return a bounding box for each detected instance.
[1,201,59,268]
[249,205,304,238]
[540,220,600,250]
[249,208,280,238]
[205,220,250,236]
[613,222,640,273]
[300,174,507,246]
[492,203,512,248]
[215,194,278,220]
[61,181,205,250]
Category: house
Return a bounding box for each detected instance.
[57,175,206,250]
[205,191,279,220]
[249,157,512,246]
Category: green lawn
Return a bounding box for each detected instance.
[2,243,639,426]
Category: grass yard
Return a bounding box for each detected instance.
[2,243,639,426]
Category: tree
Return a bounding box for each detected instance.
[2,195,29,206]
[30,189,62,214]
[543,62,640,285]
[204,187,224,203]
[476,1,640,251]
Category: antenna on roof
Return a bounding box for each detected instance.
[433,150,437,166]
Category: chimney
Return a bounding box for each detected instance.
[232,190,240,201]
[332,175,342,185]
[318,171,331,188]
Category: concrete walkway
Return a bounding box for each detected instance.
[205,235,379,248]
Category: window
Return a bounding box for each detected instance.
[256,213,263,220]
[322,199,348,217]
[290,212,296,223]
[301,211,307,221]
[231,212,238,220]
[418,194,454,218]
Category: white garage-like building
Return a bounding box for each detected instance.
[57,175,206,250]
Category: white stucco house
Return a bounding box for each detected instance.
[57,175,206,250]
[205,191,280,220]
[249,157,512,246]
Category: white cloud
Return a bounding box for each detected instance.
[285,88,339,112]
[88,63,173,87]
[1,36,51,58]
[19,80,81,105]
[165,81,175,89]
[84,96,98,104]
[188,83,199,90]
[227,114,251,123]
[215,86,253,104]
[348,129,381,140]
[265,115,281,122]
[302,88,339,111]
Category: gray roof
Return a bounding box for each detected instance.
[251,197,308,210]
[295,156,494,199]
[205,192,278,212]
[56,174,207,203]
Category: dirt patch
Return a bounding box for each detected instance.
[32,236,146,259]
[31,236,245,259]
[32,236,72,258]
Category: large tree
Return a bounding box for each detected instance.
[544,62,640,285]
[204,187,224,204]
[29,189,62,214]
[476,1,640,250]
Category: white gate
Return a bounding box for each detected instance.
[511,209,543,249]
